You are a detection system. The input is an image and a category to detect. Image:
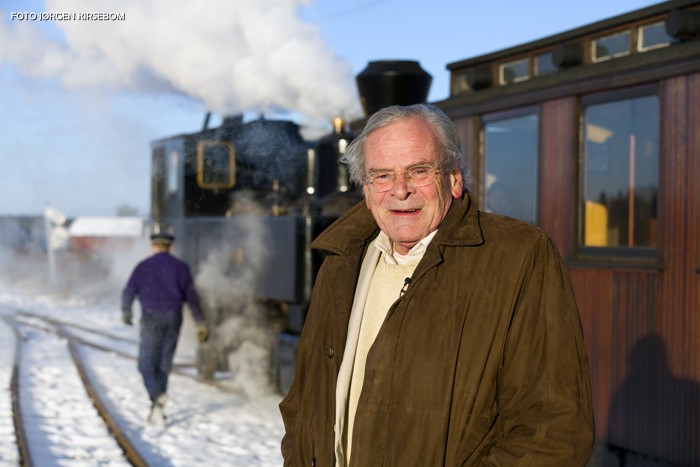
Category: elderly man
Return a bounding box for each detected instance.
[279,104,594,466]
[122,231,208,423]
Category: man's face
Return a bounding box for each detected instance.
[363,117,463,255]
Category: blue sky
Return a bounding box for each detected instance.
[0,0,660,216]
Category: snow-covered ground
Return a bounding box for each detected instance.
[0,317,19,466]
[0,248,286,466]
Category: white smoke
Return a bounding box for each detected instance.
[192,193,280,397]
[1,0,363,125]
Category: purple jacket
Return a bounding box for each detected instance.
[121,252,204,322]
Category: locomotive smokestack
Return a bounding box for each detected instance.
[355,60,432,117]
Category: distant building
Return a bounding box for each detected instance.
[0,216,45,253]
[67,216,146,256]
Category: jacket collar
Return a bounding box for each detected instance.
[311,191,484,256]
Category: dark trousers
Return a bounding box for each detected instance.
[138,310,183,401]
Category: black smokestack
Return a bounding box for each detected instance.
[355,60,432,117]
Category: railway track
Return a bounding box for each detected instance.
[0,307,285,466]
[14,311,239,391]
[9,314,145,466]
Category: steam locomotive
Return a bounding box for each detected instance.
[149,61,433,393]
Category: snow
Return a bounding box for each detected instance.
[0,252,286,466]
[0,318,19,466]
[15,322,129,466]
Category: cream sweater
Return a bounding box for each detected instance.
[345,258,419,464]
[334,231,437,467]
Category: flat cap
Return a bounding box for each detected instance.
[150,232,175,245]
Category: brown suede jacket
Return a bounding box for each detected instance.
[280,192,594,466]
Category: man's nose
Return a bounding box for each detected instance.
[391,173,414,198]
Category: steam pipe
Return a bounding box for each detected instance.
[202,112,211,131]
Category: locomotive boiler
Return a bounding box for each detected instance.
[149,60,432,394]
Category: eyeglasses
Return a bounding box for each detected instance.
[365,165,443,192]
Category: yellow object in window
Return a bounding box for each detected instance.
[585,201,608,246]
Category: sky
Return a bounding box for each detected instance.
[0,0,663,217]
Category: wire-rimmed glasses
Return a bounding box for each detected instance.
[365,164,443,192]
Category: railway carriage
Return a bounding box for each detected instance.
[431,0,700,464]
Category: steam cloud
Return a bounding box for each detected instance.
[194,194,279,397]
[0,0,363,125]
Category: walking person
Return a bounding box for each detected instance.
[280,104,594,466]
[122,231,208,423]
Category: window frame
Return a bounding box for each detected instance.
[591,29,632,63]
[576,83,660,265]
[196,140,236,190]
[638,20,674,52]
[480,106,540,224]
[498,57,530,85]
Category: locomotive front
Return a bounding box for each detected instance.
[149,113,359,393]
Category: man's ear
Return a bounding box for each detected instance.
[363,184,372,209]
[450,170,464,198]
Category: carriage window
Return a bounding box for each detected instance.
[592,30,630,62]
[582,94,659,250]
[197,141,236,189]
[483,112,538,224]
[499,58,530,85]
[638,21,673,52]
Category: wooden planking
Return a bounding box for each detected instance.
[449,64,700,464]
[660,71,700,465]
[570,268,660,441]
[688,71,700,404]
[453,115,482,202]
[660,74,687,379]
[659,73,692,464]
[539,97,577,256]
[570,267,615,434]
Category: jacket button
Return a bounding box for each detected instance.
[326,346,334,359]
